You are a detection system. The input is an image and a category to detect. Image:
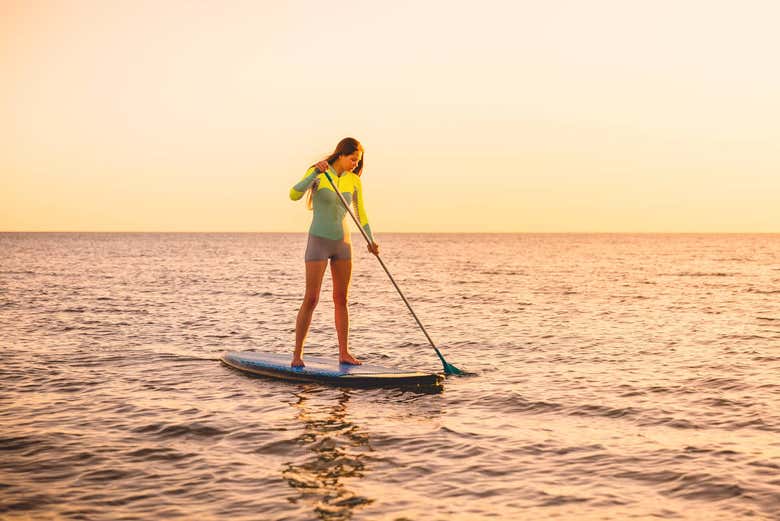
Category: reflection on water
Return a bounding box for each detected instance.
[2,233,779,520]
[284,389,373,520]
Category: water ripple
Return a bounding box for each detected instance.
[2,232,780,520]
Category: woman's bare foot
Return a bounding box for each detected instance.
[291,357,305,368]
[339,353,362,365]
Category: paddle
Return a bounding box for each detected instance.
[322,168,465,376]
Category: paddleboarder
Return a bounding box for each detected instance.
[289,137,380,368]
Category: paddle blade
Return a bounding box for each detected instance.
[432,346,468,376]
[442,361,466,376]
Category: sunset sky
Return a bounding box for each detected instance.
[2,1,778,233]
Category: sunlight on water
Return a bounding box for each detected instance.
[1,233,779,520]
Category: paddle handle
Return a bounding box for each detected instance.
[321,170,444,357]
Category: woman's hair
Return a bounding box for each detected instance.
[307,137,364,209]
[325,137,364,176]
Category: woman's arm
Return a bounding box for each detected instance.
[353,175,375,244]
[289,166,320,201]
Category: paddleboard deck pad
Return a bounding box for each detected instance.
[221,351,442,389]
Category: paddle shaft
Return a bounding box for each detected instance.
[321,170,448,365]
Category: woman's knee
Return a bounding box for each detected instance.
[332,291,348,306]
[302,293,319,309]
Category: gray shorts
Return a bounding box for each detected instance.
[305,234,352,262]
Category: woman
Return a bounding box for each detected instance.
[289,137,380,368]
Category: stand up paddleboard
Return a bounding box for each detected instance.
[221,351,442,389]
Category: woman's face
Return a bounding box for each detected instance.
[338,151,362,172]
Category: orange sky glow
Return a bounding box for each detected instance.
[2,1,779,232]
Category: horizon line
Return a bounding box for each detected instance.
[1,230,778,235]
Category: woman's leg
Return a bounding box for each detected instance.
[330,258,361,364]
[292,260,328,366]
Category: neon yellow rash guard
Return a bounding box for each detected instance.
[290,165,374,243]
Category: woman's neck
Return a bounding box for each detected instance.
[331,162,345,175]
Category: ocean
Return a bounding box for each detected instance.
[1,232,779,520]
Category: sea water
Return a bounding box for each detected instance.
[1,233,779,520]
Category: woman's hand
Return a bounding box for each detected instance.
[315,160,329,172]
[367,242,380,255]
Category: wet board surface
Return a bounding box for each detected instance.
[221,351,443,389]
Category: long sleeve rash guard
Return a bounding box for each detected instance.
[290,165,374,243]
